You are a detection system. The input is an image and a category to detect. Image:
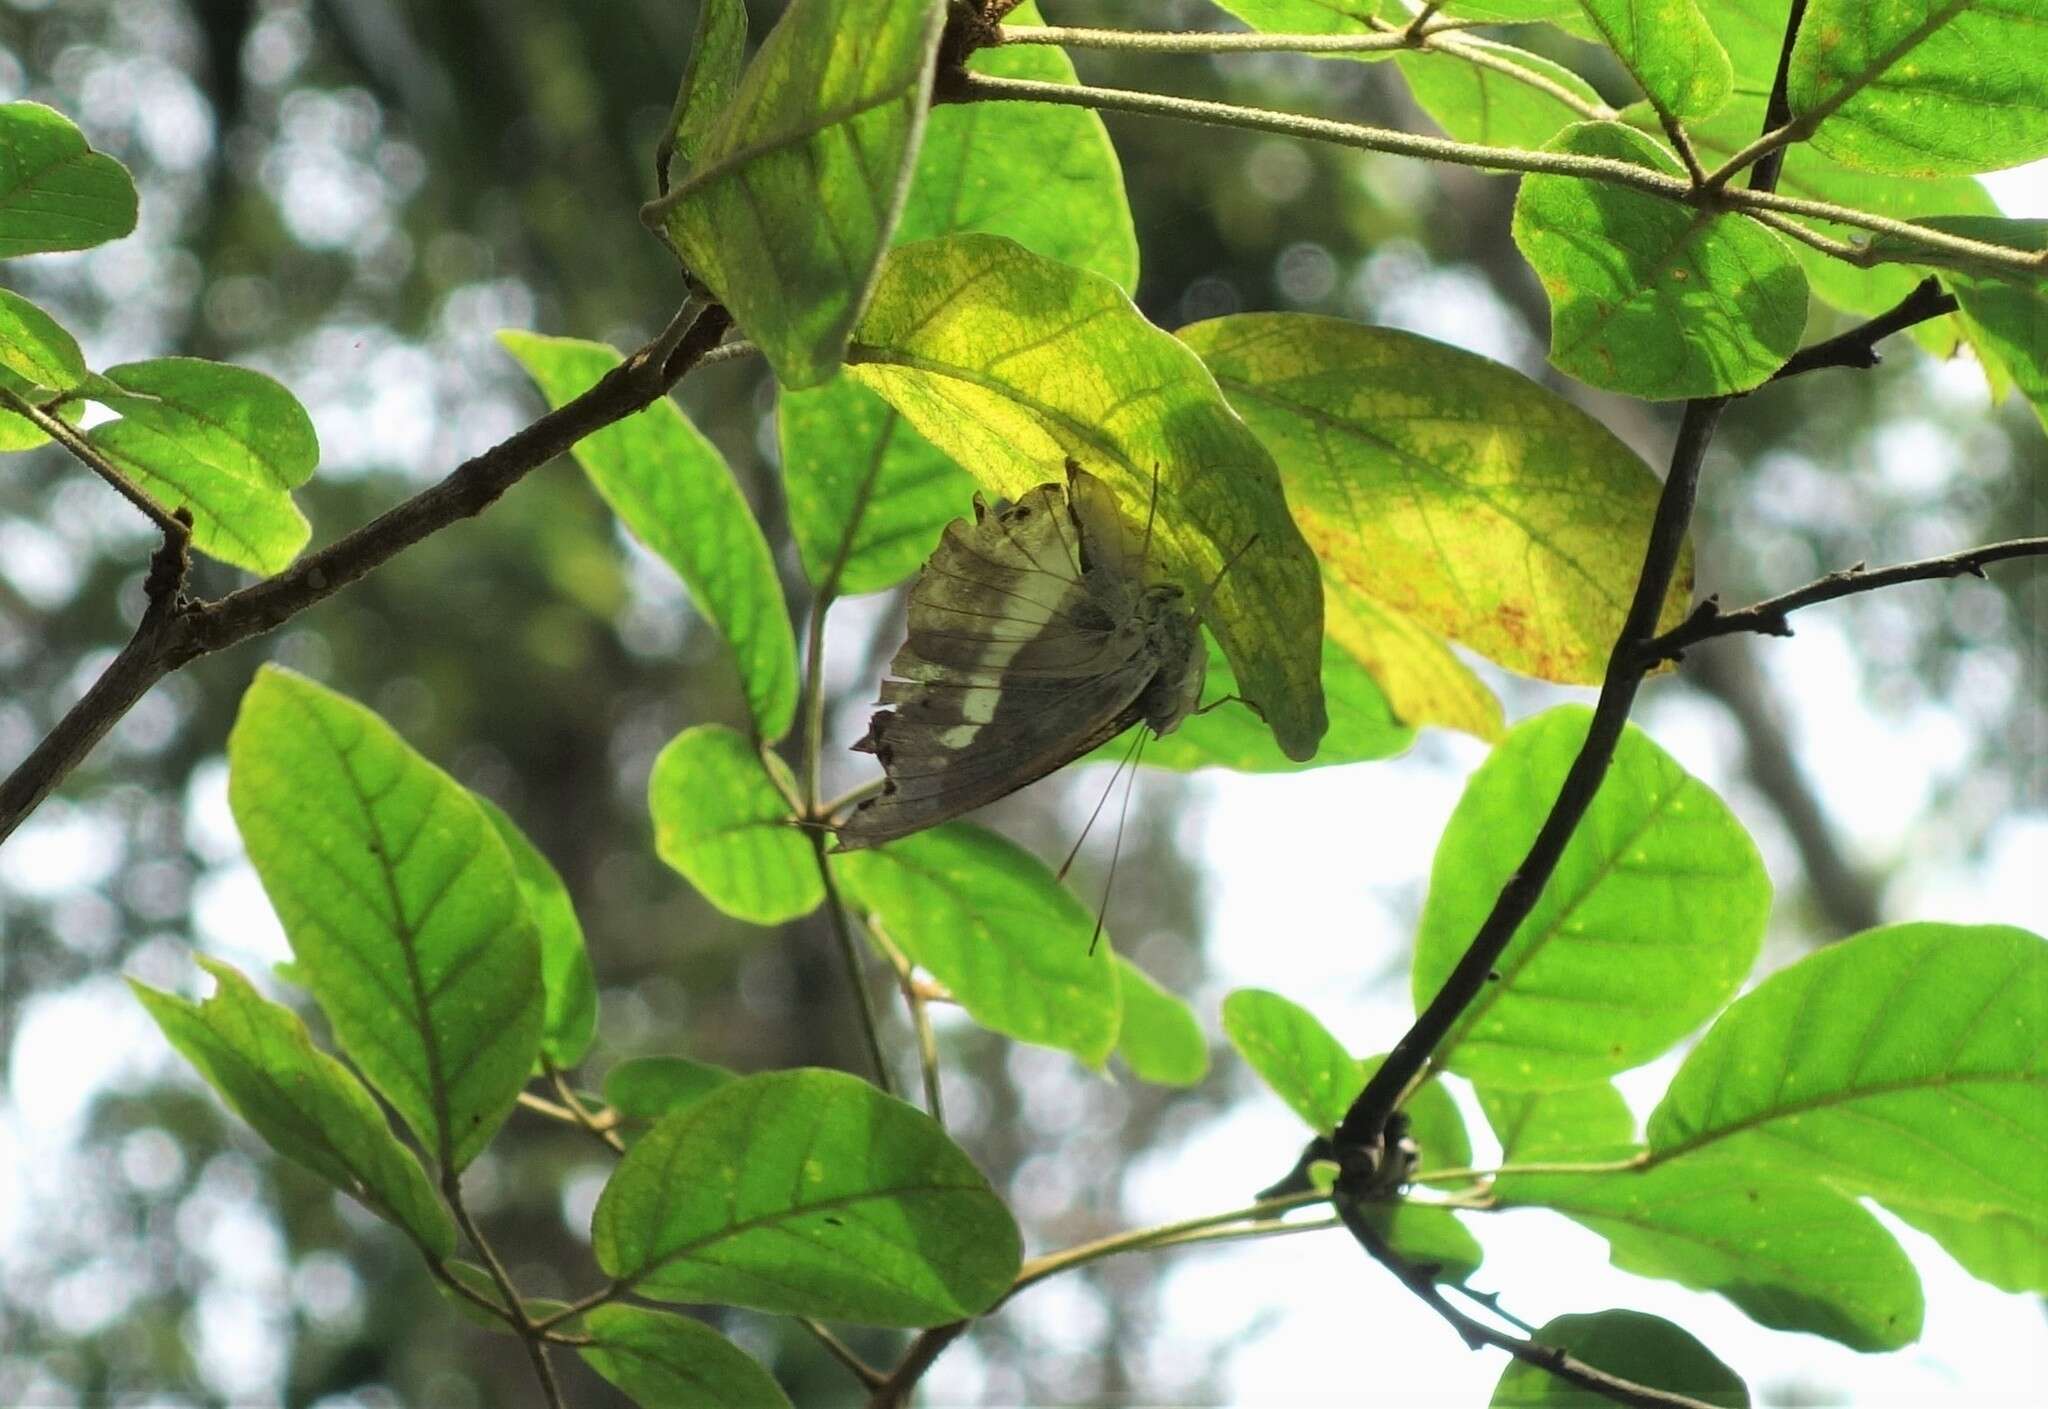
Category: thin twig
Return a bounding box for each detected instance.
[0,384,190,537]
[1012,1192,1329,1296]
[530,1278,630,1335]
[0,303,732,844]
[545,1058,626,1154]
[1334,398,1727,1158]
[804,1318,887,1390]
[812,833,897,1097]
[444,1169,565,1409]
[1769,277,1958,381]
[948,73,2043,275]
[1644,537,2048,664]
[1336,1195,1724,1409]
[995,22,1466,55]
[870,1322,968,1409]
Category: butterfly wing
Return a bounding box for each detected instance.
[834,476,1158,850]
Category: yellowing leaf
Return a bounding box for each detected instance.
[847,234,1328,760]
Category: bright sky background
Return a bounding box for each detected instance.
[1,125,2043,1409]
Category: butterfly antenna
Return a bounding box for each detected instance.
[1058,726,1145,883]
[1194,532,1260,623]
[1090,729,1146,956]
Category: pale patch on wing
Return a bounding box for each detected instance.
[835,462,1204,851]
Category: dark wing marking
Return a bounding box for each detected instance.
[834,468,1166,850]
[834,663,1156,850]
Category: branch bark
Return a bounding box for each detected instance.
[1336,1195,1726,1409]
[0,303,730,843]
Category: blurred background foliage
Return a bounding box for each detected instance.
[0,1,2039,1405]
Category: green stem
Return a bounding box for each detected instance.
[442,1170,566,1409]
[1010,1191,1328,1297]
[952,73,2045,276]
[1408,1152,1650,1185]
[0,383,188,537]
[997,21,1474,55]
[813,832,897,1097]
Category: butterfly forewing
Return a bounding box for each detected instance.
[834,463,1203,852]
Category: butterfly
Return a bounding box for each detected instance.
[832,460,1208,851]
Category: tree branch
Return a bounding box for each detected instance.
[1335,1195,1725,1409]
[1769,277,1958,380]
[1744,0,1809,194]
[0,303,732,844]
[1644,536,2048,664]
[1333,398,1727,1160]
[947,73,2043,276]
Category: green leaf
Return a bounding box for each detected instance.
[1630,96,1999,350]
[643,0,947,388]
[603,1056,739,1145]
[500,332,798,741]
[474,796,597,1069]
[831,823,1121,1066]
[655,0,746,188]
[1184,314,1690,686]
[0,288,87,391]
[0,364,81,451]
[1789,0,2048,177]
[1363,1202,1485,1283]
[130,958,454,1257]
[85,357,319,575]
[1416,706,1771,1089]
[1113,957,1209,1087]
[1893,1205,2047,1296]
[1397,1066,1475,1179]
[1325,573,1504,741]
[848,234,1328,761]
[227,666,544,1171]
[1496,1154,1923,1350]
[593,1068,1021,1325]
[580,1304,793,1409]
[1891,218,2048,434]
[1097,630,1412,773]
[777,375,976,598]
[0,101,138,256]
[1513,121,1807,397]
[1574,1,1732,122]
[1491,1309,1749,1406]
[648,724,821,925]
[1647,922,2048,1288]
[1480,1082,1637,1162]
[1397,39,1610,151]
[899,1,1138,292]
[774,0,1139,601]
[1701,0,1794,84]
[1222,988,1365,1135]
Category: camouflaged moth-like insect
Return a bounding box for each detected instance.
[833,460,1205,850]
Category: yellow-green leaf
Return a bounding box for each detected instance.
[847,234,1328,760]
[643,0,947,388]
[1183,313,1688,685]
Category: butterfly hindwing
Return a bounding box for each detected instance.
[835,465,1179,851]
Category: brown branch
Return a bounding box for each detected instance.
[1747,1,1809,194]
[1769,278,1957,381]
[1335,1195,1724,1409]
[869,1323,968,1409]
[0,303,731,844]
[1334,398,1727,1160]
[1644,536,2048,664]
